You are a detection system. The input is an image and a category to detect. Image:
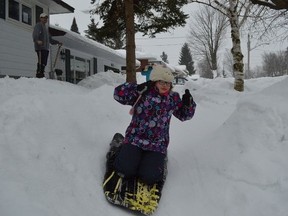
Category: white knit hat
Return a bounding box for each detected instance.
[150,65,174,82]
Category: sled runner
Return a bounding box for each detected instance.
[103,133,167,215]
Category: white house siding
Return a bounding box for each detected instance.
[96,55,123,73]
[0,19,36,77]
[0,0,128,82]
[65,46,125,74]
[49,43,126,83]
[50,28,127,82]
[0,0,74,78]
[52,46,93,83]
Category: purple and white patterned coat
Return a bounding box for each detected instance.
[114,82,196,155]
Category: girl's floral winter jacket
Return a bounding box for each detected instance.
[114,82,196,155]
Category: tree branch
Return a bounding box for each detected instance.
[250,0,288,10]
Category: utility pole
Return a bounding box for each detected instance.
[247,33,269,79]
[247,33,251,79]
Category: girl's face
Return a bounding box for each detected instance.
[155,80,172,94]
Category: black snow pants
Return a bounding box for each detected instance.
[113,144,166,185]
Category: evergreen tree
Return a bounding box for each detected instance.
[70,17,80,34]
[85,19,101,41]
[160,51,169,63]
[85,18,125,49]
[89,0,188,38]
[87,0,189,82]
[178,43,196,75]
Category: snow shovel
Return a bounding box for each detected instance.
[49,44,62,79]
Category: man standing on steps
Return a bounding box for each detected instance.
[32,13,62,78]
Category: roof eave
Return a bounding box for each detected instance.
[49,0,74,14]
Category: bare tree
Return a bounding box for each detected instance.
[188,0,255,92]
[198,58,214,79]
[253,65,266,78]
[247,7,288,43]
[187,6,228,79]
[222,49,234,77]
[240,2,288,79]
[262,50,288,76]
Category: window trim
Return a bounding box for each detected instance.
[8,0,20,21]
[21,3,32,25]
[6,0,39,29]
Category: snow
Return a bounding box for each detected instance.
[116,49,159,61]
[1,73,288,216]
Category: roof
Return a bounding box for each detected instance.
[115,50,158,61]
[49,27,66,36]
[50,25,140,66]
[37,0,74,14]
[135,51,158,60]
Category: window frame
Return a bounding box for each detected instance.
[8,0,19,21]
[21,3,32,25]
[7,0,34,27]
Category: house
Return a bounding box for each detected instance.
[115,49,149,74]
[134,51,158,72]
[49,25,135,84]
[116,49,179,74]
[116,50,190,82]
[0,0,132,84]
[0,0,74,78]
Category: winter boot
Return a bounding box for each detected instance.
[36,64,45,78]
[36,63,41,73]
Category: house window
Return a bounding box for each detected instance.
[35,5,43,23]
[8,0,32,26]
[22,4,32,25]
[86,60,91,76]
[8,0,19,21]
[70,56,91,84]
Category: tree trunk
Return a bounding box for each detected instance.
[229,1,244,92]
[124,0,136,83]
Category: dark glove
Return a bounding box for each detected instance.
[182,89,193,106]
[137,80,153,95]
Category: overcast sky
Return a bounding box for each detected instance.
[50,0,287,70]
